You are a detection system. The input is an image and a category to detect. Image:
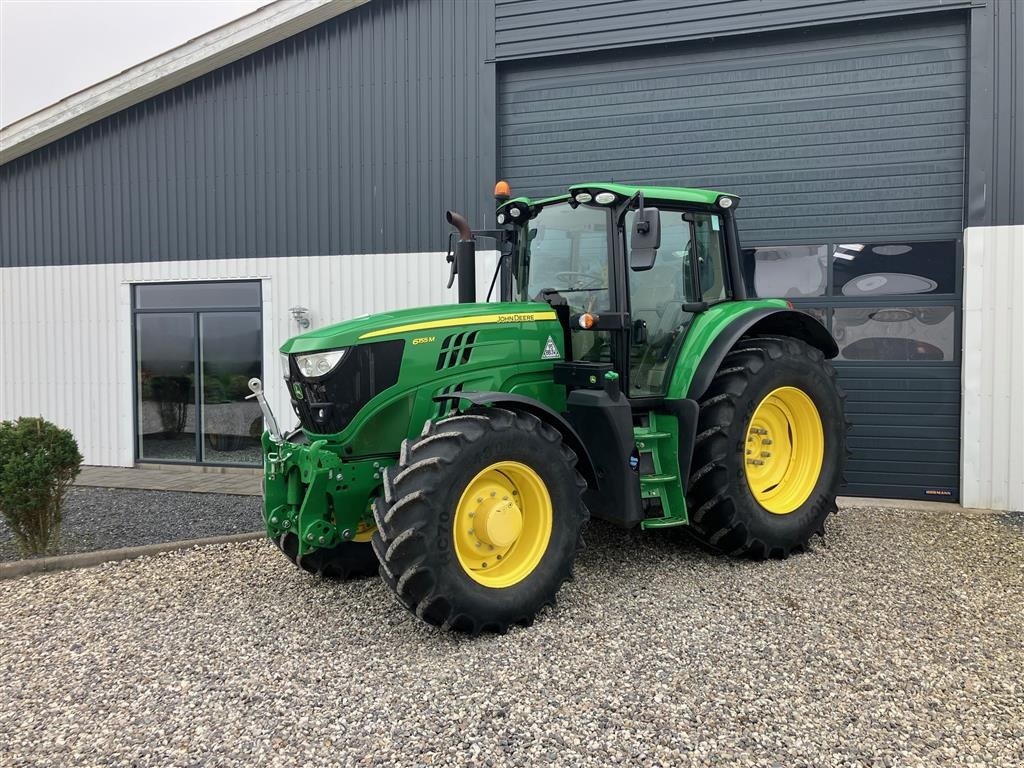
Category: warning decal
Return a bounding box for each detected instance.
[541,335,561,360]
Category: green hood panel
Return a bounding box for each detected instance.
[281,302,558,354]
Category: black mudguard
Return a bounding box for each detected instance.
[687,308,838,401]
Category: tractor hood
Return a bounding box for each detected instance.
[281,301,558,355]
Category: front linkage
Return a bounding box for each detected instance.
[261,432,392,560]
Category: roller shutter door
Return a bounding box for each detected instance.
[499,15,966,501]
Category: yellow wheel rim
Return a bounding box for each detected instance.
[353,519,375,543]
[744,386,824,515]
[453,461,553,588]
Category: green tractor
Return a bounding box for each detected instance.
[251,181,846,633]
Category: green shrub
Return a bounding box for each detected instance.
[0,417,83,556]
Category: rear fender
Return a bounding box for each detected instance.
[686,308,838,401]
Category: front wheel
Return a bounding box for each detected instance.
[275,521,379,579]
[686,335,847,558]
[371,408,588,634]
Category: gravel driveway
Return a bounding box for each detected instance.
[2,505,1021,767]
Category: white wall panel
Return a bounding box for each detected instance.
[962,225,1024,511]
[0,251,497,467]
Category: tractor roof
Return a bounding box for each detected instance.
[569,182,737,206]
[497,182,739,212]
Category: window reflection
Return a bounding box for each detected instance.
[201,312,264,465]
[746,245,827,298]
[136,281,261,310]
[137,313,197,462]
[832,241,956,296]
[833,306,955,361]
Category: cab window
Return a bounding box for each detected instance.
[519,202,610,314]
[518,202,613,362]
[624,209,728,396]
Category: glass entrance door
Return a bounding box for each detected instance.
[134,282,263,466]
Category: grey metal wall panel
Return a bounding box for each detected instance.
[494,0,973,60]
[838,363,961,500]
[967,0,1024,227]
[0,0,497,269]
[499,15,967,244]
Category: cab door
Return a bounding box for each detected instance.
[624,208,730,399]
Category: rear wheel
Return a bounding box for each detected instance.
[372,408,588,634]
[686,335,847,558]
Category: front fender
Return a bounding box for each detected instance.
[433,391,598,489]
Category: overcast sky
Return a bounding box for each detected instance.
[0,0,272,127]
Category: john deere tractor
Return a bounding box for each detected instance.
[251,181,846,634]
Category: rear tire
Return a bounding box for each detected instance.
[372,408,588,634]
[686,335,847,558]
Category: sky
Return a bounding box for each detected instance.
[0,0,272,128]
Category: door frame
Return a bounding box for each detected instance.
[130,279,264,467]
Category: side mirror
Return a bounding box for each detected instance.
[630,207,661,271]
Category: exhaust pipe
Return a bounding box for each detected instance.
[446,210,476,304]
[446,210,473,242]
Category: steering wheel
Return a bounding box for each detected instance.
[554,271,605,290]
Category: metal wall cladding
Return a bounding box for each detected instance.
[499,15,968,245]
[961,225,1024,512]
[0,252,497,466]
[0,0,496,269]
[493,0,973,60]
[972,0,1024,227]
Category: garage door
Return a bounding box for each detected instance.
[499,15,966,501]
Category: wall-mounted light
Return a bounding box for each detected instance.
[289,306,311,329]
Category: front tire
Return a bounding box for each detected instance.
[686,335,847,558]
[275,523,379,579]
[372,408,588,634]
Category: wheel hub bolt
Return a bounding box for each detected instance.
[761,451,771,458]
[318,536,325,544]
[762,439,773,445]
[748,459,765,466]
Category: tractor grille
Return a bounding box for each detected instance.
[287,340,404,434]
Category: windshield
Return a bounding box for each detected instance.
[515,202,611,314]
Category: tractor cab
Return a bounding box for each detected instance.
[497,183,745,401]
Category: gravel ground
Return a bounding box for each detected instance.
[1,505,1022,767]
[0,488,261,562]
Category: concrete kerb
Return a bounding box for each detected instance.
[0,531,264,581]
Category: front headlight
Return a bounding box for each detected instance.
[295,348,348,379]
[280,353,290,377]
